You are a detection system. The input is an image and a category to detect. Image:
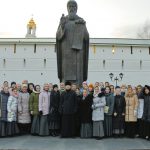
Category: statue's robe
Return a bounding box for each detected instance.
[56,15,89,85]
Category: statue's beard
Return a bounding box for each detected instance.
[68,12,76,20]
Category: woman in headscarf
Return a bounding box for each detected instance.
[125,87,138,138]
[29,85,41,135]
[7,88,19,136]
[92,86,106,140]
[18,84,31,134]
[39,83,50,136]
[104,86,114,137]
[79,89,93,138]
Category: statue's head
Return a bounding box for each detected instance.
[67,0,78,16]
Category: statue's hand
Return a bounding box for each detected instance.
[60,14,66,28]
[75,18,86,24]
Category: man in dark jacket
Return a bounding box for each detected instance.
[113,86,126,137]
[59,81,78,138]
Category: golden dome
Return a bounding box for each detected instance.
[27,18,36,28]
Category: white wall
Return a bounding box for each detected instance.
[0,41,150,86]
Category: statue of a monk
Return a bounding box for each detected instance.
[56,0,89,85]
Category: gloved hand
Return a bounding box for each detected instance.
[39,111,43,116]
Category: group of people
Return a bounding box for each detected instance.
[0,80,150,141]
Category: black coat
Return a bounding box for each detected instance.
[49,90,60,121]
[0,91,10,121]
[113,95,126,116]
[113,95,126,130]
[79,94,93,123]
[142,94,150,122]
[59,90,77,115]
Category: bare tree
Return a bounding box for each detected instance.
[137,20,150,39]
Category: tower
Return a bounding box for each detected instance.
[25,18,36,38]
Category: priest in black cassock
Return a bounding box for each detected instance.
[56,0,89,85]
[59,81,78,137]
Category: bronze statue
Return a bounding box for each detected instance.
[56,0,89,85]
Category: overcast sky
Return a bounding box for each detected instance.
[0,0,150,38]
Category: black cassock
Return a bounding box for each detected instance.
[113,95,126,134]
[59,90,78,137]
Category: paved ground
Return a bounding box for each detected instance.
[0,135,150,150]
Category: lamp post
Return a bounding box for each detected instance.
[109,73,123,86]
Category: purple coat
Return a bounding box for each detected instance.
[39,90,50,115]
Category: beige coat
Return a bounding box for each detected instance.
[125,94,138,122]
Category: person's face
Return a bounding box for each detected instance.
[84,85,88,90]
[60,83,65,89]
[12,89,18,96]
[95,82,99,87]
[83,90,88,97]
[29,84,34,91]
[3,87,9,93]
[133,88,137,94]
[54,87,58,92]
[121,86,126,92]
[72,85,77,91]
[3,81,8,87]
[17,85,21,90]
[44,85,49,91]
[145,88,150,94]
[82,83,87,88]
[99,82,104,87]
[115,88,121,95]
[66,85,71,90]
[94,87,99,94]
[49,84,53,89]
[22,86,27,92]
[128,88,132,94]
[105,87,110,94]
[67,2,77,15]
[105,82,109,87]
[35,86,41,92]
[110,86,114,93]
[23,80,28,84]
[88,87,93,92]
[12,84,16,88]
[137,87,142,93]
[76,89,80,95]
